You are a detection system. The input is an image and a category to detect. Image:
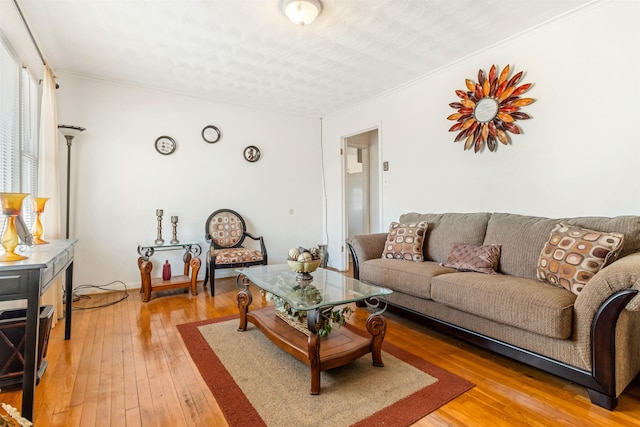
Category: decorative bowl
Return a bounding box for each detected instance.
[287,258,322,280]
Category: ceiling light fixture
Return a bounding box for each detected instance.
[282,0,322,26]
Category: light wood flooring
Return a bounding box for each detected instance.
[1,275,640,426]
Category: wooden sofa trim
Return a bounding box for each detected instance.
[347,243,638,411]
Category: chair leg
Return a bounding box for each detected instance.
[203,253,210,290]
[203,264,209,289]
[210,266,215,295]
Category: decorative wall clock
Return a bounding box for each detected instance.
[243,145,261,162]
[447,65,535,153]
[202,125,221,143]
[155,136,176,155]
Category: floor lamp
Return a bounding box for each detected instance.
[57,125,85,239]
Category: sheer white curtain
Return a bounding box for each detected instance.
[38,65,63,324]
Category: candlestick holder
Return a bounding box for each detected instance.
[32,197,50,244]
[170,216,179,244]
[155,209,164,245]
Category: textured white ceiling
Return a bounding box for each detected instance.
[19,0,593,118]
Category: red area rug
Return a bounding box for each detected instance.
[178,314,473,427]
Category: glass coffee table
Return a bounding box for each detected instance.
[236,264,393,395]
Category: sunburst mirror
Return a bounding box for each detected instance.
[447,65,535,153]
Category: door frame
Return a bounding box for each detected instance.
[341,123,383,269]
[346,143,370,237]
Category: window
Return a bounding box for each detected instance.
[20,67,40,227]
[0,39,40,234]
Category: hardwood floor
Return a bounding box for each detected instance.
[1,276,640,426]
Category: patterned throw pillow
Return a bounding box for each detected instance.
[381,221,428,262]
[536,223,624,295]
[440,243,501,274]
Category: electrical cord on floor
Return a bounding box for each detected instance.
[69,280,129,310]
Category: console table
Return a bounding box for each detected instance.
[137,242,201,302]
[0,239,77,422]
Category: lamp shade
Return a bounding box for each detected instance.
[58,124,86,138]
[283,0,322,26]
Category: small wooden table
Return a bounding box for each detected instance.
[137,242,202,302]
[235,264,392,395]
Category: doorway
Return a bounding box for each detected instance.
[344,128,382,268]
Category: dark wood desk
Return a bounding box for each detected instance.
[0,239,77,421]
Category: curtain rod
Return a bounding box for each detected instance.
[12,0,46,66]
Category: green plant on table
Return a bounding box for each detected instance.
[318,305,353,338]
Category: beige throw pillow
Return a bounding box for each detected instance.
[440,243,501,274]
[536,223,624,295]
[381,221,428,262]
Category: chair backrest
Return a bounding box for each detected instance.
[205,209,246,249]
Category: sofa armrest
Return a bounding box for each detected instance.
[575,252,640,313]
[570,253,640,369]
[346,233,387,279]
[347,233,387,263]
[570,252,640,402]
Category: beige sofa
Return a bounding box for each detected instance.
[347,212,640,410]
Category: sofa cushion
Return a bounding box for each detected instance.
[213,248,264,264]
[399,212,491,263]
[381,221,428,261]
[431,272,576,339]
[483,213,640,280]
[441,243,501,275]
[536,223,624,295]
[360,259,454,299]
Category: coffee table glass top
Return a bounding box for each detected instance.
[236,264,392,311]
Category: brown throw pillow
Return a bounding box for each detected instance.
[440,243,501,274]
[536,223,624,295]
[381,221,428,262]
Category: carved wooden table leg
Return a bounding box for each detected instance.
[137,257,144,294]
[308,332,321,395]
[237,290,251,332]
[367,313,387,367]
[138,258,153,303]
[189,257,201,295]
[183,252,192,276]
[305,308,323,394]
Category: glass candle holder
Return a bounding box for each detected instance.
[0,192,29,261]
[32,197,50,244]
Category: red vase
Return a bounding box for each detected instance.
[162,260,172,281]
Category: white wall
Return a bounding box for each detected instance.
[323,0,640,270]
[55,74,324,289]
[0,1,43,82]
[369,129,381,233]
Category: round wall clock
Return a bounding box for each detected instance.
[202,125,221,143]
[243,145,261,162]
[155,136,176,155]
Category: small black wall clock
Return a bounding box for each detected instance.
[155,136,176,155]
[243,145,261,162]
